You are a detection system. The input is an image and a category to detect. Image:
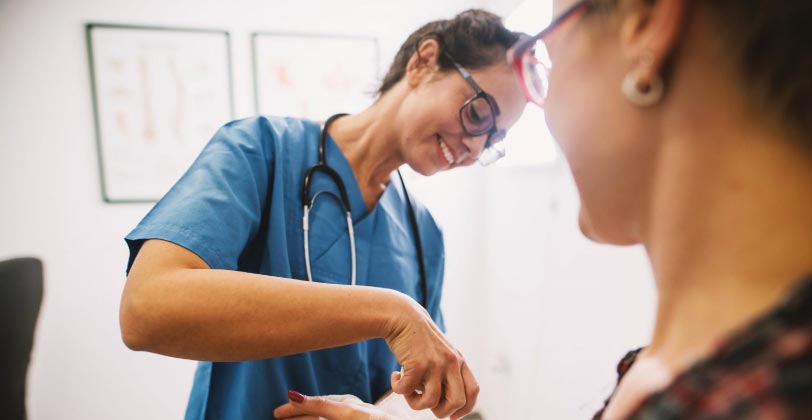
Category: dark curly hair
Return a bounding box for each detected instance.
[377,9,523,96]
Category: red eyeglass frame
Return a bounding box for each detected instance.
[508,0,594,106]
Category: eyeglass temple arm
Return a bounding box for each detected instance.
[450,60,485,93]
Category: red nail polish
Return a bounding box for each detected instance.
[288,390,305,403]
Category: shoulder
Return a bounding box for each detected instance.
[200,116,323,173]
[216,115,319,148]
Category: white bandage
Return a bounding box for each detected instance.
[375,392,447,420]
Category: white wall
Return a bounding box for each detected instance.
[0,0,656,418]
[409,161,656,419]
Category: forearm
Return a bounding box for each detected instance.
[121,266,409,361]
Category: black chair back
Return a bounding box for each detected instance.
[0,257,44,420]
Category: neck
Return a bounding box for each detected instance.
[327,91,406,209]
[642,86,812,371]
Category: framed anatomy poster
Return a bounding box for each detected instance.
[86,23,234,203]
[252,32,380,121]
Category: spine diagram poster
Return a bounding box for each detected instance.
[86,23,234,202]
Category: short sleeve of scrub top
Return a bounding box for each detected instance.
[125,116,446,420]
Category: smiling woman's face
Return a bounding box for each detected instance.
[395,50,527,176]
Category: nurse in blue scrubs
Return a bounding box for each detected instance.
[120,9,526,420]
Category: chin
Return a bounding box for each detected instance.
[577,211,602,242]
[577,207,640,246]
[407,162,440,177]
[406,152,446,177]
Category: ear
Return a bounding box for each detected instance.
[619,0,689,83]
[405,38,442,88]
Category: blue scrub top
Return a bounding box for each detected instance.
[125,116,446,420]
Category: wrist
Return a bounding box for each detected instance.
[369,287,414,341]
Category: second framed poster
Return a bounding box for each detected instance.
[252,33,380,121]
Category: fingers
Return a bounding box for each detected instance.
[390,370,402,390]
[413,372,442,411]
[322,394,365,406]
[393,349,476,418]
[272,401,311,419]
[391,364,425,396]
[394,365,431,412]
[272,391,351,420]
[385,300,478,418]
[272,402,320,420]
[449,362,479,420]
[430,361,467,419]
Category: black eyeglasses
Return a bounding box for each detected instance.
[447,57,508,165]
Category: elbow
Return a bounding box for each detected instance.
[120,285,160,352]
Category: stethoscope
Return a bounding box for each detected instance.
[302,113,429,308]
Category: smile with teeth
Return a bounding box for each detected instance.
[437,135,456,166]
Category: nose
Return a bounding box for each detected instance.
[461,133,489,160]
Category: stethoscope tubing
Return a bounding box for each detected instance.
[301,113,428,308]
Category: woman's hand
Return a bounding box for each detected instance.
[274,391,399,420]
[383,296,479,420]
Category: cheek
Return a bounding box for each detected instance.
[545,69,652,244]
[401,85,461,135]
[544,31,628,160]
[543,36,659,245]
[564,138,654,245]
[546,62,617,150]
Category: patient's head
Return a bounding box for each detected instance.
[513,0,811,244]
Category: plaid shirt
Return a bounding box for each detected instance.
[594,274,812,420]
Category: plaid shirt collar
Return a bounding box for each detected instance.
[594,272,812,420]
